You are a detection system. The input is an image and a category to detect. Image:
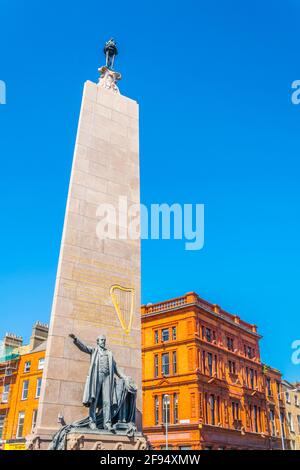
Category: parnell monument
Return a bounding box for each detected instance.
[27,39,146,450]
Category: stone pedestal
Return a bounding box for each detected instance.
[26,430,148,451]
[66,429,148,450]
[34,65,141,444]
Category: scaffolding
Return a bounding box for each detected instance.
[0,340,20,445]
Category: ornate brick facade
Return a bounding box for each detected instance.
[142,292,289,450]
[0,323,48,449]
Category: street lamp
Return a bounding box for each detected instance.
[163,394,170,450]
[277,387,298,450]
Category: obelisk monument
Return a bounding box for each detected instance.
[34,40,141,445]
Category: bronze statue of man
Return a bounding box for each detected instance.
[69,333,125,431]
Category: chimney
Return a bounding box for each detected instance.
[3,333,23,349]
[30,322,49,350]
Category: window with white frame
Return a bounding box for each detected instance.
[31,409,38,432]
[266,377,272,396]
[173,393,178,424]
[24,361,31,373]
[21,380,29,400]
[36,377,42,398]
[288,412,294,432]
[172,351,177,374]
[154,396,159,425]
[276,381,281,396]
[162,353,170,376]
[2,384,9,403]
[172,326,177,341]
[16,411,25,438]
[154,355,159,378]
[38,358,45,370]
[161,329,169,342]
[254,405,260,433]
[227,336,234,351]
[163,396,170,424]
[209,394,216,426]
[228,360,236,375]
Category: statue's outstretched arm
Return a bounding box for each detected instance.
[69,334,93,355]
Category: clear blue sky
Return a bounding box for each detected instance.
[0,0,299,381]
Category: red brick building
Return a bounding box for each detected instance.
[142,292,289,450]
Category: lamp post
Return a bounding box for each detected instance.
[277,387,298,450]
[163,394,170,450]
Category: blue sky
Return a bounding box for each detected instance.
[0,0,299,381]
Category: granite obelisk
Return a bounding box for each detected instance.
[34,40,141,446]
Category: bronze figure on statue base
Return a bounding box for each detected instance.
[49,334,138,450]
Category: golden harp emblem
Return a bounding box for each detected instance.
[110,285,135,335]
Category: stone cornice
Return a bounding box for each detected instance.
[142,297,261,339]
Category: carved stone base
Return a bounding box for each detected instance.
[26,430,148,451]
[26,428,149,450]
[26,432,50,450]
[66,429,148,450]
